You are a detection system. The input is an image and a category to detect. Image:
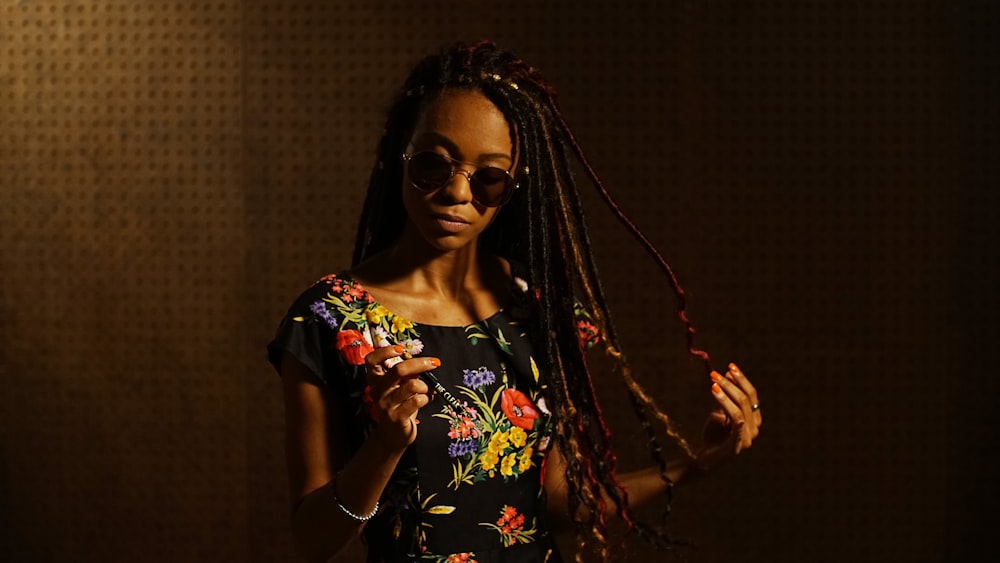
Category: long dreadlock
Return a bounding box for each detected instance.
[351,41,710,560]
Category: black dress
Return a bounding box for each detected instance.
[268,273,597,562]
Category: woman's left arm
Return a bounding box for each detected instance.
[543,363,762,523]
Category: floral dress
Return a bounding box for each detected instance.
[268,273,600,562]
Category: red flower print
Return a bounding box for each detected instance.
[348,284,366,300]
[576,319,600,350]
[500,389,539,430]
[492,504,527,546]
[502,505,517,521]
[336,329,373,365]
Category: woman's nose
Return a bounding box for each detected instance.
[437,167,475,203]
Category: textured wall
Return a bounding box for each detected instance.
[1,1,994,561]
[0,1,247,561]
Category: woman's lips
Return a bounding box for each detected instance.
[432,214,470,233]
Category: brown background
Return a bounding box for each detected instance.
[1,1,996,561]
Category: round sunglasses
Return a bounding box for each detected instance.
[402,151,519,207]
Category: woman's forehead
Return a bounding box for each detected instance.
[410,89,514,159]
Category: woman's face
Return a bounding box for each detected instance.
[400,88,515,254]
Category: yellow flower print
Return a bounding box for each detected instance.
[480,449,499,472]
[365,304,389,325]
[508,426,527,448]
[488,430,510,455]
[390,315,413,334]
[518,447,533,472]
[500,454,517,477]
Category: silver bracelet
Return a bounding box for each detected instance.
[332,474,379,522]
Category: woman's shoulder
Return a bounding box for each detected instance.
[311,271,370,297]
[280,272,377,326]
[268,272,378,380]
[300,272,376,310]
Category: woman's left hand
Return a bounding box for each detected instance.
[694,362,762,471]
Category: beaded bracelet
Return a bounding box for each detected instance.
[332,474,379,522]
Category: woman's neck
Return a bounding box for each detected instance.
[388,244,487,300]
[350,235,511,327]
[357,226,500,300]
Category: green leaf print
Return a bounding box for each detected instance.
[457,386,497,429]
[492,326,512,354]
[464,323,490,345]
[448,455,479,490]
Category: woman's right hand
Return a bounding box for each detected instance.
[364,345,439,452]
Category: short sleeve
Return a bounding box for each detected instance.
[267,274,381,457]
[266,283,342,387]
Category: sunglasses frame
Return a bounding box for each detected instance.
[402,151,519,207]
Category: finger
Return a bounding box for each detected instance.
[709,380,743,422]
[392,356,442,380]
[727,363,762,427]
[392,374,430,403]
[389,389,432,420]
[716,375,758,444]
[715,368,760,446]
[384,379,432,421]
[710,381,749,450]
[373,357,440,416]
[378,366,432,409]
[365,345,406,380]
[712,370,751,415]
[715,372,758,438]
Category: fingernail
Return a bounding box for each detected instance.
[712,382,722,394]
[728,362,740,376]
[393,345,405,354]
[710,370,722,382]
[428,357,441,367]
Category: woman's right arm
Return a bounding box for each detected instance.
[280,347,436,562]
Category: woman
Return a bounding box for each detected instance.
[268,41,761,562]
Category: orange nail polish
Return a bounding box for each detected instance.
[712,382,722,394]
[728,362,740,375]
[429,357,441,367]
[393,345,405,354]
[710,370,722,382]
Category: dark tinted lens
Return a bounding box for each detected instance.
[408,152,453,191]
[469,168,513,206]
